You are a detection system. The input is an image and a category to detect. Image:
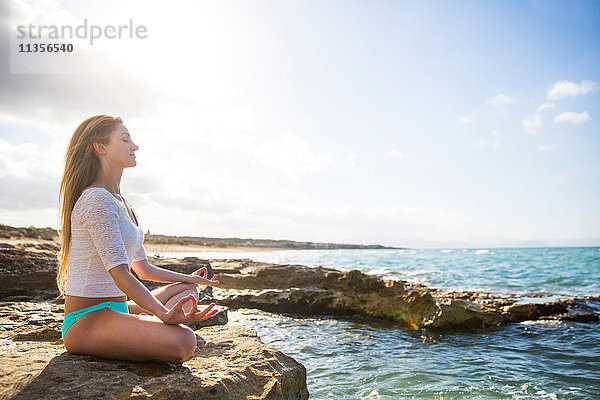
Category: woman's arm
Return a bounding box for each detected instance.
[109,264,217,324]
[111,264,169,317]
[77,190,217,323]
[131,259,219,286]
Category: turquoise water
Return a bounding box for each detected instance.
[176,247,600,399]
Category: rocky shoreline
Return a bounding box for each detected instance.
[0,244,309,400]
[203,258,599,329]
[1,241,598,399]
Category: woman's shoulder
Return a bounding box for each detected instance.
[79,186,115,201]
[73,187,117,214]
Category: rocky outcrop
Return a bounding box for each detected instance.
[206,260,506,330]
[505,301,569,321]
[202,259,598,329]
[2,247,598,331]
[427,299,505,330]
[540,312,599,322]
[0,248,60,300]
[0,300,308,400]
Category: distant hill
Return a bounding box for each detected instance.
[144,232,402,250]
[0,224,401,250]
[0,224,58,240]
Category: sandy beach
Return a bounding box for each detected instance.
[0,238,283,254]
[141,243,282,254]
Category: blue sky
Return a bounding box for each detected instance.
[1,0,599,248]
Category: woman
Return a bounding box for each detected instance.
[58,114,220,362]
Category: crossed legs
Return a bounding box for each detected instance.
[64,283,202,362]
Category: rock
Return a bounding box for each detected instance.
[426,299,505,330]
[207,260,397,295]
[505,301,569,321]
[540,313,599,323]
[12,327,62,342]
[586,295,600,303]
[0,301,309,400]
[209,260,502,331]
[146,257,213,292]
[187,306,229,329]
[0,249,59,300]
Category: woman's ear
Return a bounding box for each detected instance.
[93,142,106,155]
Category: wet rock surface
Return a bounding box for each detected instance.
[505,301,569,321]
[539,312,599,322]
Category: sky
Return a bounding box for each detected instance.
[0,0,599,248]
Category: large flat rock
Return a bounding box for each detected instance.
[0,301,308,400]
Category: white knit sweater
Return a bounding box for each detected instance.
[65,187,146,297]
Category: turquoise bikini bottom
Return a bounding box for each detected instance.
[62,301,129,340]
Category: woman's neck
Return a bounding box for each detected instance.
[91,166,123,195]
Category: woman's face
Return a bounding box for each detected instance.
[104,123,139,169]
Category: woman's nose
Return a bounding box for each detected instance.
[131,141,139,150]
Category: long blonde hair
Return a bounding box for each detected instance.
[57,115,123,296]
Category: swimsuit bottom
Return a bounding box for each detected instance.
[62,301,129,341]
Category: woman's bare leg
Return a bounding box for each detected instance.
[127,283,199,314]
[63,307,197,362]
[63,283,203,362]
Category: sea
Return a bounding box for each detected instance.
[157,247,600,399]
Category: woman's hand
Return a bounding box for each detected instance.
[159,294,219,325]
[190,267,220,286]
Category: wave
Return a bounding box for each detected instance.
[395,269,443,277]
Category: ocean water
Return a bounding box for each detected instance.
[170,247,600,399]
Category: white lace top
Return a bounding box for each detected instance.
[65,187,146,297]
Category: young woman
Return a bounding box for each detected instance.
[58,114,220,362]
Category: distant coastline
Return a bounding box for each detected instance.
[0,223,402,250]
[144,233,403,250]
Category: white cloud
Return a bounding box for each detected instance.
[0,138,62,210]
[547,80,599,100]
[253,134,333,181]
[522,114,542,134]
[486,94,512,107]
[346,154,359,167]
[553,111,590,124]
[538,144,558,151]
[385,150,403,158]
[457,116,472,124]
[472,138,499,149]
[537,102,555,111]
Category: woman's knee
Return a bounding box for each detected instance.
[169,282,199,301]
[171,327,197,361]
[183,283,199,298]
